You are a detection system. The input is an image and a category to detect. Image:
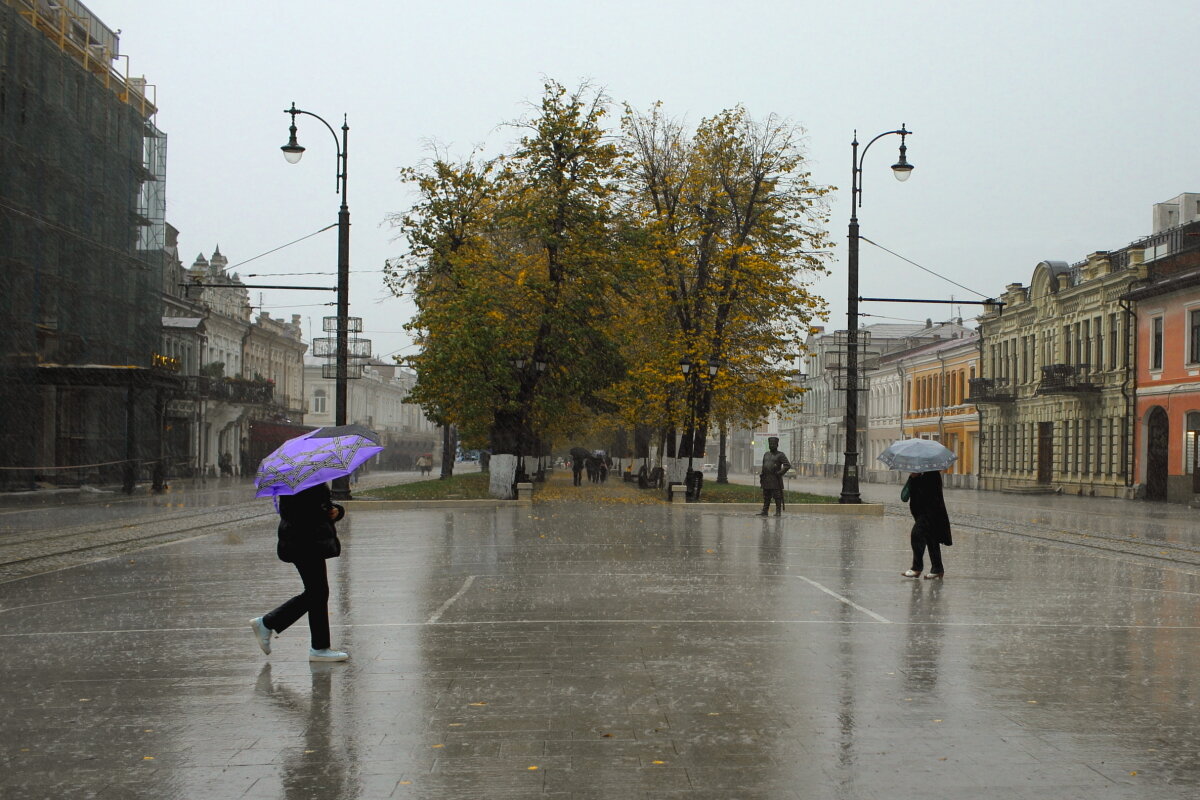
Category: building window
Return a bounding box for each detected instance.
[1180,417,1200,472]
[1190,310,1200,364]
[1109,314,1118,370]
[1152,317,1164,370]
[312,389,327,414]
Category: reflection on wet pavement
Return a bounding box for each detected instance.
[2,475,1200,798]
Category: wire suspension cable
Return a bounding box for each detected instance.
[859,236,989,298]
[218,224,337,272]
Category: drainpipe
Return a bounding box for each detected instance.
[1117,296,1135,490]
[975,328,986,489]
[936,349,947,444]
[1119,270,1152,492]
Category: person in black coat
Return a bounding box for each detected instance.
[250,482,349,661]
[902,470,952,579]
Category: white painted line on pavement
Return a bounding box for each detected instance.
[426,575,477,624]
[794,575,892,624]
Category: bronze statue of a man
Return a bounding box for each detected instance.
[758,436,791,516]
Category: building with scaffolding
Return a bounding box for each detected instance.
[0,0,177,490]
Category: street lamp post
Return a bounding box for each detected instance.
[282,102,353,501]
[840,125,913,504]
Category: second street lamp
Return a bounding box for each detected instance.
[282,102,353,501]
[840,124,913,504]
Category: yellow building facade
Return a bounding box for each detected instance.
[899,335,980,486]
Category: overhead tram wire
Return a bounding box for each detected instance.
[216,224,337,273]
[859,236,990,299]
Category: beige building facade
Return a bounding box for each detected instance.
[974,252,1145,497]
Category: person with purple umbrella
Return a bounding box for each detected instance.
[250,424,382,662]
[251,482,348,661]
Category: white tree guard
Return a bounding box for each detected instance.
[489,454,519,499]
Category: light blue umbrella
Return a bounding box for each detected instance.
[877,438,956,472]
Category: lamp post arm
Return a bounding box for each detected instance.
[284,104,347,197]
[852,125,911,214]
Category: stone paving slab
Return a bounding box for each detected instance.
[3,479,1200,798]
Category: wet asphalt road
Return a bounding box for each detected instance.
[2,472,1200,798]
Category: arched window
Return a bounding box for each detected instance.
[313,388,327,414]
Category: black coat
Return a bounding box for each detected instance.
[906,471,952,546]
[276,483,344,563]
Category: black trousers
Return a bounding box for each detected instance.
[264,558,331,650]
[910,524,944,574]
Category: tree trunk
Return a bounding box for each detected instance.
[717,423,729,484]
[439,424,456,479]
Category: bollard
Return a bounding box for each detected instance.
[515,482,534,502]
[669,484,687,503]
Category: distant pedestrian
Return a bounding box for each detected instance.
[571,454,585,486]
[250,482,350,661]
[901,470,951,579]
[757,437,791,516]
[416,454,432,476]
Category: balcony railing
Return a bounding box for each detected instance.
[968,377,1015,403]
[1036,364,1097,395]
[186,376,274,405]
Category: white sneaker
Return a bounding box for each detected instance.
[901,570,921,578]
[309,648,349,662]
[250,617,272,655]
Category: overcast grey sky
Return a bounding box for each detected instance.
[96,0,1199,360]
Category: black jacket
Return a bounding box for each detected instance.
[906,471,952,546]
[276,483,344,562]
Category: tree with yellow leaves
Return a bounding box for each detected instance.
[387,82,629,470]
[617,104,832,477]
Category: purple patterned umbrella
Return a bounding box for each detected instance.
[255,424,384,498]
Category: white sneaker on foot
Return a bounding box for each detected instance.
[923,572,944,580]
[901,569,921,578]
[250,617,272,655]
[309,648,349,662]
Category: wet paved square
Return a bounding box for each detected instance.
[3,486,1200,798]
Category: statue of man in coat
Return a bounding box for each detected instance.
[757,436,791,516]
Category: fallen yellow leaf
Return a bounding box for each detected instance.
[528,766,539,771]
[432,744,444,749]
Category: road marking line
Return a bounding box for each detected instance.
[794,575,892,623]
[426,575,476,624]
